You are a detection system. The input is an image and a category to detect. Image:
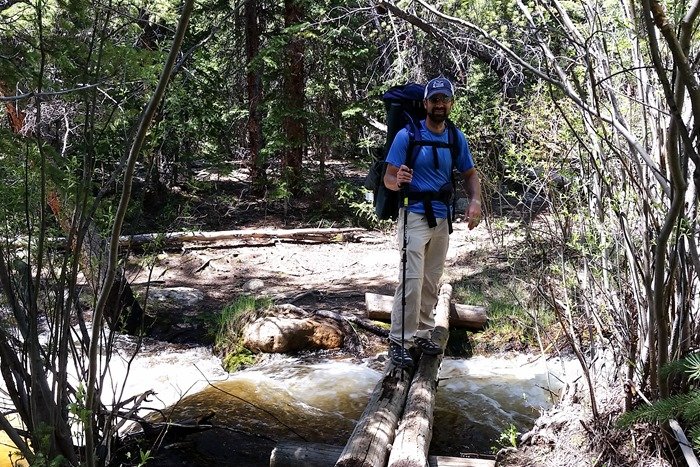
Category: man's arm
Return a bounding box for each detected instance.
[383,129,412,191]
[462,167,482,230]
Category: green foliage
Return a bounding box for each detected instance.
[137,449,153,467]
[29,423,66,467]
[124,448,153,467]
[617,392,695,428]
[334,180,391,229]
[618,352,700,450]
[215,295,268,347]
[491,423,520,453]
[67,383,91,426]
[222,344,256,373]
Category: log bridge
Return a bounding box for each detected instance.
[270,284,495,467]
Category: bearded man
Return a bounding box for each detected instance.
[383,76,482,367]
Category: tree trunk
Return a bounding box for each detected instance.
[334,366,415,466]
[245,0,266,191]
[335,285,453,467]
[282,0,305,192]
[83,2,195,464]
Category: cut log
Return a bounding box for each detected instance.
[334,361,415,466]
[365,292,487,330]
[119,227,368,248]
[270,441,495,467]
[388,284,452,467]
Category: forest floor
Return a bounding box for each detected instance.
[121,161,675,467]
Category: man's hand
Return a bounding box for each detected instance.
[465,199,482,230]
[384,164,413,191]
[396,165,413,187]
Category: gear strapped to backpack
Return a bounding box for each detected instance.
[364,82,460,230]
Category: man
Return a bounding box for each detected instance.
[383,76,482,367]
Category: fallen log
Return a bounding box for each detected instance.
[119,227,368,248]
[365,292,487,330]
[388,284,451,467]
[333,360,415,466]
[270,441,495,467]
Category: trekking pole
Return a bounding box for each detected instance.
[400,184,409,378]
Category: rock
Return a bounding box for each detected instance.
[242,279,265,292]
[147,287,204,307]
[243,316,343,353]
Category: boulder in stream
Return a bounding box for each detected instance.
[243,316,343,353]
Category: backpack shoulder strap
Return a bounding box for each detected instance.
[405,114,423,169]
[446,119,460,170]
[407,119,460,171]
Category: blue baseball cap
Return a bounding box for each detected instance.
[424,77,454,99]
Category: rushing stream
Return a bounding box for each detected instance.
[0,347,578,466]
[157,353,578,460]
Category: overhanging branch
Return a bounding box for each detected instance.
[378,0,524,98]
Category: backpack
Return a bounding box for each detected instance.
[365,83,460,223]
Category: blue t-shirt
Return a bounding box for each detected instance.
[386,120,474,218]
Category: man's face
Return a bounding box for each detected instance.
[425,94,453,123]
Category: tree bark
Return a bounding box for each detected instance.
[334,365,414,466]
[282,0,306,192]
[245,0,265,190]
[84,1,195,464]
[335,285,454,467]
[641,0,691,400]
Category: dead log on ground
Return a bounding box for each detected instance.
[119,227,369,248]
[270,441,495,467]
[365,292,487,330]
[388,284,451,467]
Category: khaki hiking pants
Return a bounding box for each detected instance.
[389,209,450,347]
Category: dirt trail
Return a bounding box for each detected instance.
[128,219,491,329]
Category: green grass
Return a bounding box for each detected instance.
[214,295,273,372]
[452,267,556,353]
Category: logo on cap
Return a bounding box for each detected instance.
[424,77,454,98]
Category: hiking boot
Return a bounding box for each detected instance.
[415,336,441,356]
[389,342,414,368]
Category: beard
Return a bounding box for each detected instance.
[427,109,447,123]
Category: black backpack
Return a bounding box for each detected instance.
[365,83,460,222]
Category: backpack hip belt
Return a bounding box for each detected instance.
[407,183,455,233]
